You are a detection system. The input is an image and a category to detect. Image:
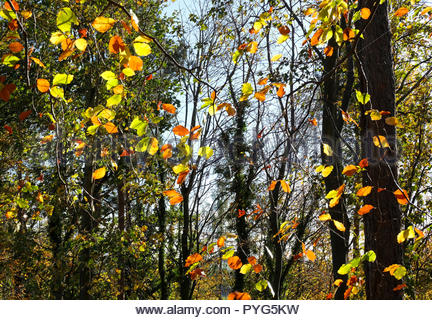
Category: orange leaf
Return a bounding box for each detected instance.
[276,84,285,98]
[160,144,173,159]
[109,35,126,54]
[394,7,409,17]
[358,204,375,216]
[113,85,124,95]
[268,180,277,191]
[19,110,32,121]
[357,186,373,197]
[173,125,189,136]
[162,103,176,114]
[358,158,368,168]
[344,286,352,300]
[163,189,183,205]
[31,57,45,68]
[0,83,16,101]
[4,0,19,11]
[176,170,189,185]
[258,77,268,85]
[37,79,50,93]
[92,16,116,33]
[310,28,323,46]
[360,8,371,19]
[247,256,257,266]
[128,56,143,71]
[217,236,226,248]
[343,28,355,41]
[324,45,333,57]
[227,256,242,270]
[185,253,202,267]
[305,250,316,262]
[278,25,290,35]
[342,164,358,176]
[394,189,409,205]
[228,291,251,300]
[393,284,407,291]
[4,125,13,134]
[254,91,266,102]
[309,118,318,126]
[253,264,263,273]
[103,122,118,134]
[9,42,23,53]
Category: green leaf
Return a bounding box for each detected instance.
[136,137,150,152]
[2,54,20,67]
[130,117,147,136]
[101,71,116,80]
[232,49,242,64]
[106,94,122,107]
[53,74,74,86]
[56,7,78,33]
[363,250,376,262]
[394,266,407,280]
[255,279,268,292]
[337,263,352,275]
[350,257,361,268]
[355,90,370,105]
[222,249,235,260]
[87,124,100,135]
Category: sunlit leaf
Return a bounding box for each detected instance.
[109,35,126,54]
[358,204,375,216]
[52,74,74,86]
[280,180,291,193]
[74,38,87,51]
[394,7,409,17]
[163,189,183,205]
[198,146,213,159]
[92,16,116,33]
[37,79,50,93]
[394,189,409,205]
[103,122,118,134]
[360,8,371,19]
[342,164,358,176]
[322,165,333,177]
[173,125,189,136]
[333,220,346,232]
[323,143,333,156]
[397,226,415,243]
[217,236,226,248]
[227,256,242,270]
[240,264,252,274]
[92,167,106,180]
[357,186,373,197]
[270,53,282,62]
[228,291,251,300]
[56,7,78,33]
[162,103,176,114]
[319,213,331,221]
[107,94,122,107]
[185,253,202,267]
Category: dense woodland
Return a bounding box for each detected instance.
[0,0,431,300]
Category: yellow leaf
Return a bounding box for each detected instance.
[280,180,291,193]
[333,220,346,232]
[329,195,341,208]
[217,236,226,248]
[271,54,282,62]
[277,34,289,44]
[356,186,373,197]
[315,165,324,173]
[373,135,390,148]
[319,214,332,221]
[173,163,189,174]
[50,32,66,45]
[41,135,54,144]
[385,117,399,126]
[322,165,333,177]
[148,137,158,155]
[247,41,258,53]
[323,143,333,156]
[133,37,152,56]
[360,8,371,19]
[92,167,106,180]
[92,16,116,33]
[334,279,343,287]
[75,38,87,51]
[420,7,432,15]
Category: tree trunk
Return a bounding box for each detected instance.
[321,39,350,300]
[357,0,403,299]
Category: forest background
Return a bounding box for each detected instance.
[0,0,431,300]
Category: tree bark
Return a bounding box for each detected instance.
[357,0,403,299]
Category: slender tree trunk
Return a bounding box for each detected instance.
[321,39,350,300]
[117,179,125,300]
[179,188,191,299]
[158,169,168,300]
[357,0,403,299]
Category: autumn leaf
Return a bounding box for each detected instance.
[270,54,282,62]
[40,135,54,144]
[323,143,333,156]
[19,110,32,121]
[163,189,183,205]
[360,8,371,20]
[92,167,106,180]
[247,256,257,265]
[176,170,189,185]
[310,28,323,46]
[31,57,46,68]
[228,291,251,300]
[305,250,316,262]
[394,7,409,17]
[268,180,277,191]
[9,42,23,53]
[393,284,407,291]
[342,164,358,176]
[162,103,176,114]
[319,213,331,221]
[358,204,375,216]
[227,256,242,270]
[309,118,318,126]
[160,144,172,159]
[74,38,87,51]
[357,186,373,197]
[92,16,116,33]
[276,84,285,97]
[253,264,263,273]
[384,264,406,280]
[280,180,291,193]
[103,122,118,134]
[333,220,346,232]
[334,279,343,287]
[397,226,415,244]
[128,56,143,71]
[37,79,50,93]
[394,189,409,205]
[185,253,202,267]
[217,236,226,248]
[373,135,390,148]
[254,91,266,102]
[3,125,13,134]
[173,125,189,136]
[4,0,19,11]
[109,35,126,54]
[359,158,369,168]
[324,45,334,57]
[322,165,333,178]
